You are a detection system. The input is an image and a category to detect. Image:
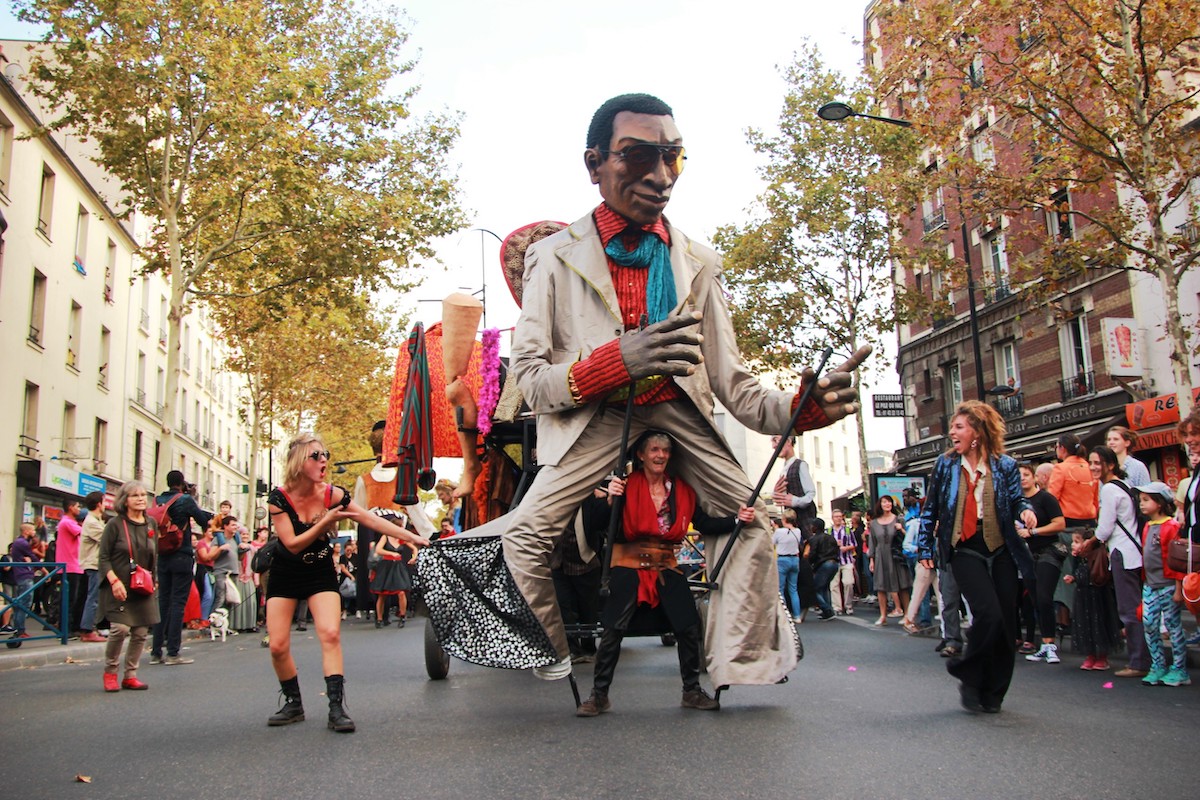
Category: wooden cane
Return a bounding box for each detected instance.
[599,314,648,598]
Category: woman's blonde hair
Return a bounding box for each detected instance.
[284,432,327,486]
[952,400,1007,458]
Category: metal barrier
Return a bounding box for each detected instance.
[0,562,69,648]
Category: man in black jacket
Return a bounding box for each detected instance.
[150,470,213,666]
[807,518,838,621]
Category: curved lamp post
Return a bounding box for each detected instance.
[816,100,986,401]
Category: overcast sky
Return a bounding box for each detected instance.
[1,1,905,449]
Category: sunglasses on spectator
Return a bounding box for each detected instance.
[601,143,686,176]
[308,450,331,462]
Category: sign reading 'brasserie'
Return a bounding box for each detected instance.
[873,394,907,417]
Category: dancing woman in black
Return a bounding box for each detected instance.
[265,433,429,732]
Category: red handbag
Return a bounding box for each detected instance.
[122,521,155,597]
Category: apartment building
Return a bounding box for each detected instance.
[1,44,265,540]
[863,4,1199,482]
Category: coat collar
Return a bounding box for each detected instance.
[555,212,705,325]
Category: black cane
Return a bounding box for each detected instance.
[706,346,835,589]
[599,314,648,598]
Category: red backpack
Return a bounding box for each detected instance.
[147,494,184,555]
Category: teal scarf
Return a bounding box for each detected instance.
[605,231,677,324]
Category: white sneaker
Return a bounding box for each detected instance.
[1025,643,1060,664]
[532,656,572,681]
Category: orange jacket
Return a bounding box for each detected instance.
[1048,456,1097,520]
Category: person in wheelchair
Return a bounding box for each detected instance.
[575,430,754,717]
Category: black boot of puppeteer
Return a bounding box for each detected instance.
[325,674,356,733]
[268,675,305,726]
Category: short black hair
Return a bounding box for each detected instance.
[586,93,674,151]
[167,469,185,489]
[84,491,104,511]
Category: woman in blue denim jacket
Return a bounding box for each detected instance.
[918,401,1037,714]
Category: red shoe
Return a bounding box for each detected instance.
[103,673,120,692]
[1092,658,1110,671]
[80,632,106,643]
[121,676,149,690]
[1080,655,1097,670]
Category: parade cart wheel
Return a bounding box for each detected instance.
[424,617,450,680]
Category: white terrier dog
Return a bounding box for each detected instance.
[208,608,230,642]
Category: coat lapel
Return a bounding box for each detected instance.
[553,214,621,325]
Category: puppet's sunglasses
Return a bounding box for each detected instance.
[601,143,686,176]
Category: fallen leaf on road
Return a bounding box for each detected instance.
[847,666,857,672]
[1102,682,1113,689]
[75,775,92,783]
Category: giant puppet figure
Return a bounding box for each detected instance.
[503,93,869,688]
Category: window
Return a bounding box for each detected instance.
[971,123,994,165]
[37,164,55,237]
[73,206,89,274]
[994,341,1020,388]
[93,418,108,472]
[158,296,168,347]
[1060,314,1094,401]
[984,231,1010,298]
[944,362,963,416]
[968,54,985,88]
[829,441,836,470]
[922,367,933,399]
[136,351,147,406]
[67,301,82,369]
[0,109,13,196]
[99,326,111,388]
[814,436,822,467]
[182,324,191,372]
[61,402,77,463]
[29,270,47,346]
[139,279,151,332]
[21,382,39,456]
[1047,189,1073,240]
[180,389,189,432]
[843,447,850,475]
[134,430,144,480]
[104,240,116,303]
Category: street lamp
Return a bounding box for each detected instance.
[816,101,987,400]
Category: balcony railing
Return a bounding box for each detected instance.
[135,388,146,407]
[1061,370,1096,403]
[18,434,39,457]
[28,324,42,346]
[992,392,1024,420]
[159,329,168,348]
[182,354,191,373]
[66,349,79,370]
[985,282,1014,304]
[139,310,150,332]
[922,208,947,233]
[98,364,108,389]
[179,419,189,436]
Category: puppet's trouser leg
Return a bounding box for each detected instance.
[502,416,625,661]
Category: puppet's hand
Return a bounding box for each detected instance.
[797,345,872,425]
[618,312,703,380]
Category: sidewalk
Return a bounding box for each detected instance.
[0,626,222,672]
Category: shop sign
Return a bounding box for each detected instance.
[1102,318,1141,377]
[1125,388,1200,431]
[39,461,107,497]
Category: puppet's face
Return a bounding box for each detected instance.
[587,111,682,226]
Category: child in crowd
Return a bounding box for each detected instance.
[1064,530,1122,670]
[1136,483,1190,687]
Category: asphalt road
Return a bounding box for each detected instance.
[1,613,1197,799]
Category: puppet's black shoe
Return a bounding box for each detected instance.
[681,688,720,711]
[576,692,611,717]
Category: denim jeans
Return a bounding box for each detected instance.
[12,578,33,633]
[152,551,195,658]
[777,556,801,617]
[80,569,102,632]
[811,561,838,616]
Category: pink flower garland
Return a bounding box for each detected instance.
[477,328,501,436]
